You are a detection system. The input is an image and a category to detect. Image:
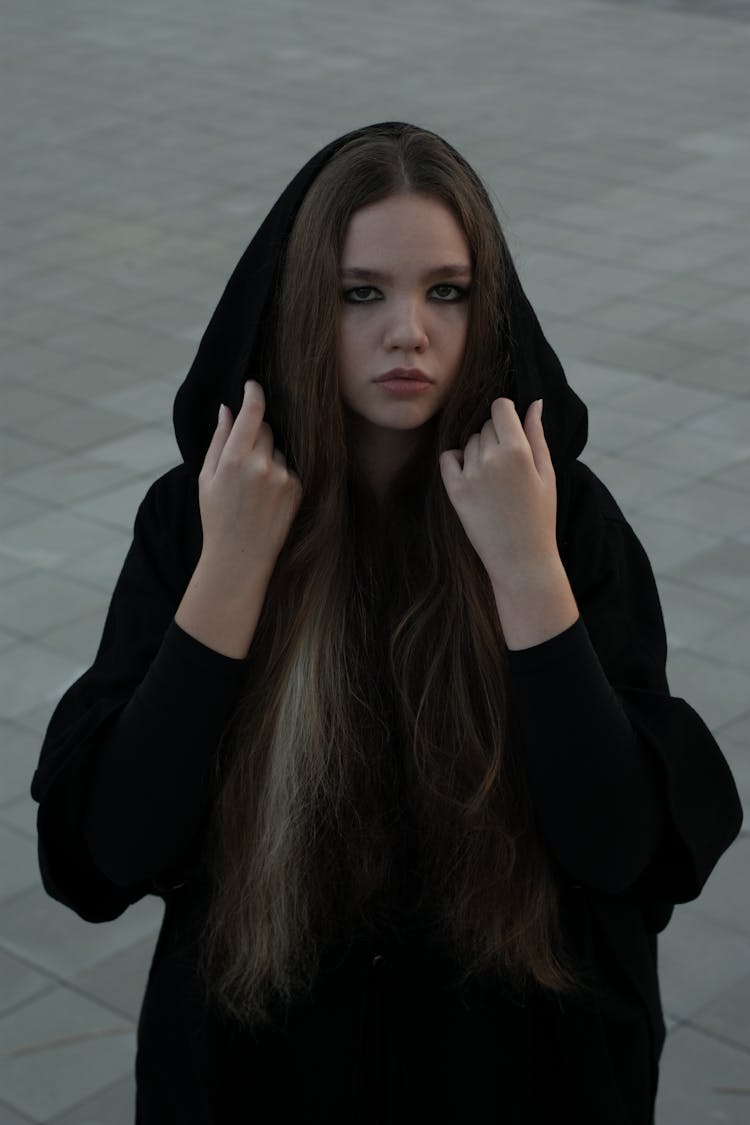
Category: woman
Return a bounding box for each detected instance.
[32,121,742,1124]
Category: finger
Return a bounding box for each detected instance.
[478,418,499,458]
[439,449,463,484]
[490,396,520,435]
[463,432,481,472]
[254,421,275,459]
[202,403,233,479]
[223,380,267,458]
[524,399,553,477]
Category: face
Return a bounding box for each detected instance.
[338,192,472,458]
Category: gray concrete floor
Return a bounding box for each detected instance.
[1,0,749,1121]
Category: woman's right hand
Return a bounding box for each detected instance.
[197,379,303,586]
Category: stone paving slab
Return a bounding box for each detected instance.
[1,0,748,1120]
[48,1076,136,1125]
[658,1025,750,1125]
[0,987,136,1121]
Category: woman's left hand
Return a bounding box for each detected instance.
[439,397,560,592]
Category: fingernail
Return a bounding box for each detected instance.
[218,403,227,424]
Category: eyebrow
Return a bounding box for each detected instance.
[340,264,473,282]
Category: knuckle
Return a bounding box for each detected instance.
[249,450,273,476]
[223,450,248,474]
[500,435,523,456]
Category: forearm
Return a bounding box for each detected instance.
[492,559,580,651]
[83,620,247,888]
[175,554,272,658]
[498,571,663,892]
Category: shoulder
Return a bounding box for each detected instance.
[559,460,623,587]
[561,459,653,578]
[133,464,202,574]
[137,463,199,527]
[566,459,630,527]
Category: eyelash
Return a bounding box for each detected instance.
[342,284,471,304]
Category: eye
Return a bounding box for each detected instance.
[343,284,471,304]
[431,284,469,301]
[343,287,382,303]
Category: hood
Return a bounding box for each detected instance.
[173,121,588,493]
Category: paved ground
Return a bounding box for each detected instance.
[1,0,749,1121]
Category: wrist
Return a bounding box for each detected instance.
[175,555,272,659]
[193,550,274,602]
[490,556,568,602]
[491,560,580,651]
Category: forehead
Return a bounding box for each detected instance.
[340,193,471,266]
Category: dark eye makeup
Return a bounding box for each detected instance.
[342,284,471,304]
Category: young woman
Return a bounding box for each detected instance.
[32,121,742,1124]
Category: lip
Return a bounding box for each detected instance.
[374,367,432,384]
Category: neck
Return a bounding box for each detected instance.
[346,412,431,505]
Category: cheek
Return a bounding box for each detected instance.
[442,314,469,359]
[338,322,368,383]
[338,326,355,366]
[338,316,353,350]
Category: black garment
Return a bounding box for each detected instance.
[31,122,742,1124]
[78,601,659,897]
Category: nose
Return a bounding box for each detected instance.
[383,298,429,353]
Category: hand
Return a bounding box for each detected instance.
[439,398,559,592]
[198,379,303,585]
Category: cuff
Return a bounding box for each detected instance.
[505,614,589,674]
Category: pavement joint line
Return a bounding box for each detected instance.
[5,1023,136,1059]
[679,1019,750,1058]
[42,1075,134,1125]
[0,983,59,1023]
[0,1096,37,1124]
[0,943,159,1022]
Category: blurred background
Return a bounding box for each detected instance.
[1,0,748,1121]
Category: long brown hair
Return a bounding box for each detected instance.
[198,124,575,1027]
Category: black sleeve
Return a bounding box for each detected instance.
[30,464,246,920]
[524,460,743,915]
[507,614,663,895]
[82,621,246,889]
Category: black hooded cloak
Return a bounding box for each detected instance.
[31,123,742,1124]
